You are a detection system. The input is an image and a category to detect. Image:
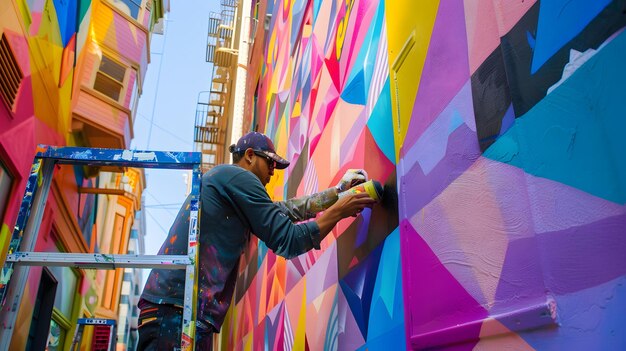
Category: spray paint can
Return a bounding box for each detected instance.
[338,180,384,202]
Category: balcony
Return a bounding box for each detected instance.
[72,86,133,149]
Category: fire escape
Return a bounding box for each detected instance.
[194,0,239,172]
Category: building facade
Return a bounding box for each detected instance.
[218,0,626,350]
[0,0,166,349]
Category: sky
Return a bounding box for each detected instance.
[131,0,219,258]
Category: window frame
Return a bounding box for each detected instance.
[93,53,129,104]
[0,158,15,225]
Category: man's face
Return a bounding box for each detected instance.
[253,151,276,186]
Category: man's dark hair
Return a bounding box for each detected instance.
[232,151,244,163]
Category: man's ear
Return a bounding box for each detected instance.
[245,148,255,164]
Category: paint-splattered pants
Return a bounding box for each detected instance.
[137,302,213,350]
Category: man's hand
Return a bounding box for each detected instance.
[335,169,368,192]
[315,192,376,241]
[333,192,376,217]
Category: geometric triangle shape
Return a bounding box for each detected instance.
[341,69,366,105]
[339,243,383,339]
[532,0,611,73]
[400,220,486,349]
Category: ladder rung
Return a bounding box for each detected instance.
[6,252,191,269]
[36,145,201,169]
[77,318,116,326]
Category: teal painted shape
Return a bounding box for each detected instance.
[366,78,395,164]
[258,241,268,269]
[448,109,464,134]
[344,1,385,98]
[366,227,406,345]
[313,0,322,23]
[532,0,611,73]
[486,29,626,204]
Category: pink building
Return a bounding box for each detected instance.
[0,0,166,349]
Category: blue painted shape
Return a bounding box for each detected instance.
[486,29,626,204]
[341,69,366,104]
[354,209,371,247]
[53,0,78,46]
[449,110,464,134]
[290,0,307,49]
[366,79,395,164]
[402,80,475,175]
[339,243,384,339]
[358,324,406,351]
[366,228,405,343]
[258,241,268,269]
[532,0,611,73]
[313,0,322,23]
[498,103,515,136]
[526,30,536,50]
[344,1,385,98]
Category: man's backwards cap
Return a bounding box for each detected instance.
[228,132,290,169]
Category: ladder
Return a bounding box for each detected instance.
[0,145,202,350]
[69,318,117,351]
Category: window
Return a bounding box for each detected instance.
[46,319,66,351]
[26,268,57,351]
[0,33,23,111]
[0,161,13,221]
[128,69,140,117]
[45,232,79,350]
[94,55,126,102]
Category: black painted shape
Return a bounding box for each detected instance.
[502,0,626,117]
[471,0,626,152]
[471,46,512,152]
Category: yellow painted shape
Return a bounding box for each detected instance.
[243,331,253,351]
[0,224,9,266]
[385,0,439,161]
[293,278,307,350]
[94,2,116,44]
[267,30,278,68]
[267,116,288,200]
[292,98,302,118]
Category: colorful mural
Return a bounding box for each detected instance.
[221,0,402,349]
[225,0,626,350]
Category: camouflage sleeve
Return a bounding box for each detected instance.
[275,187,339,222]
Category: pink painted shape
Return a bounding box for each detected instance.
[526,171,626,234]
[493,0,537,35]
[284,276,306,340]
[310,34,324,80]
[409,158,534,306]
[305,242,338,305]
[401,220,486,350]
[306,284,338,351]
[312,0,334,47]
[312,98,364,181]
[309,65,340,156]
[339,0,377,87]
[464,0,500,74]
